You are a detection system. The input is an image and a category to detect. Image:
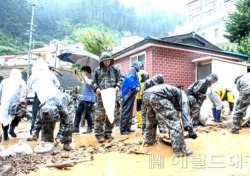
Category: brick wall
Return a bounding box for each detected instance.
[115,46,231,90]
[114,45,236,118]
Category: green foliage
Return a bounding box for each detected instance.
[0,45,15,55]
[0,0,186,55]
[33,41,45,49]
[55,18,74,38]
[224,0,250,43]
[237,34,250,59]
[220,43,238,52]
[71,27,116,56]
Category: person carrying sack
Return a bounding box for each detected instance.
[0,69,26,140]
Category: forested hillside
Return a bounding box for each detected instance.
[0,0,186,55]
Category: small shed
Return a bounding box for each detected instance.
[192,56,248,95]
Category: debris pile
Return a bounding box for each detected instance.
[0,136,149,175]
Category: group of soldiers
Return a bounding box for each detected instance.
[141,71,250,156]
[1,52,249,157]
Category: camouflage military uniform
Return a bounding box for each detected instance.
[232,73,250,130]
[186,79,210,125]
[114,91,122,126]
[32,93,73,144]
[92,53,122,141]
[143,84,190,154]
[142,74,164,133]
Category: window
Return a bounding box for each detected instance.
[130,52,146,68]
[214,28,218,38]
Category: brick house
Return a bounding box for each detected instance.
[112,33,248,90]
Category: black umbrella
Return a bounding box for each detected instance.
[58,49,100,69]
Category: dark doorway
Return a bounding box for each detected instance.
[197,64,211,80]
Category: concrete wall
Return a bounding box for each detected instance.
[212,59,248,97]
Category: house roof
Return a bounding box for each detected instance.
[161,32,221,51]
[112,35,248,62]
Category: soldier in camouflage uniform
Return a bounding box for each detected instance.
[31,94,73,151]
[231,74,250,134]
[27,59,72,151]
[142,74,197,139]
[185,75,212,126]
[142,84,193,156]
[142,74,165,134]
[92,52,123,143]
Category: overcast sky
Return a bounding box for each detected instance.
[118,0,188,14]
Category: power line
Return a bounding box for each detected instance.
[19,0,55,34]
[27,4,35,80]
[0,2,26,31]
[37,0,56,33]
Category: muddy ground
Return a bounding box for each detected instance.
[1,118,250,176]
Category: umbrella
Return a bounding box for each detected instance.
[57,49,100,69]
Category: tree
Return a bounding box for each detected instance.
[237,34,250,57]
[70,27,116,56]
[224,0,250,43]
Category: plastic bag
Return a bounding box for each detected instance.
[101,88,116,123]
[0,145,16,157]
[34,142,60,154]
[8,140,33,155]
[199,99,212,126]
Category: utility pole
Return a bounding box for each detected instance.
[27,4,35,80]
[54,40,59,67]
[32,39,35,49]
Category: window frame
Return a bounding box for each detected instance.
[130,51,146,69]
[214,28,218,38]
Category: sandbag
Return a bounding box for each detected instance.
[199,99,212,126]
[8,140,33,155]
[101,88,116,123]
[34,142,60,154]
[0,145,16,157]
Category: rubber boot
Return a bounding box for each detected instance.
[137,111,142,128]
[72,127,80,133]
[212,108,216,121]
[2,125,9,140]
[216,109,222,122]
[82,126,93,134]
[63,143,72,151]
[9,123,17,138]
[188,129,198,139]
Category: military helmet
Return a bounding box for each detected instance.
[152,74,164,85]
[234,75,243,84]
[206,74,218,82]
